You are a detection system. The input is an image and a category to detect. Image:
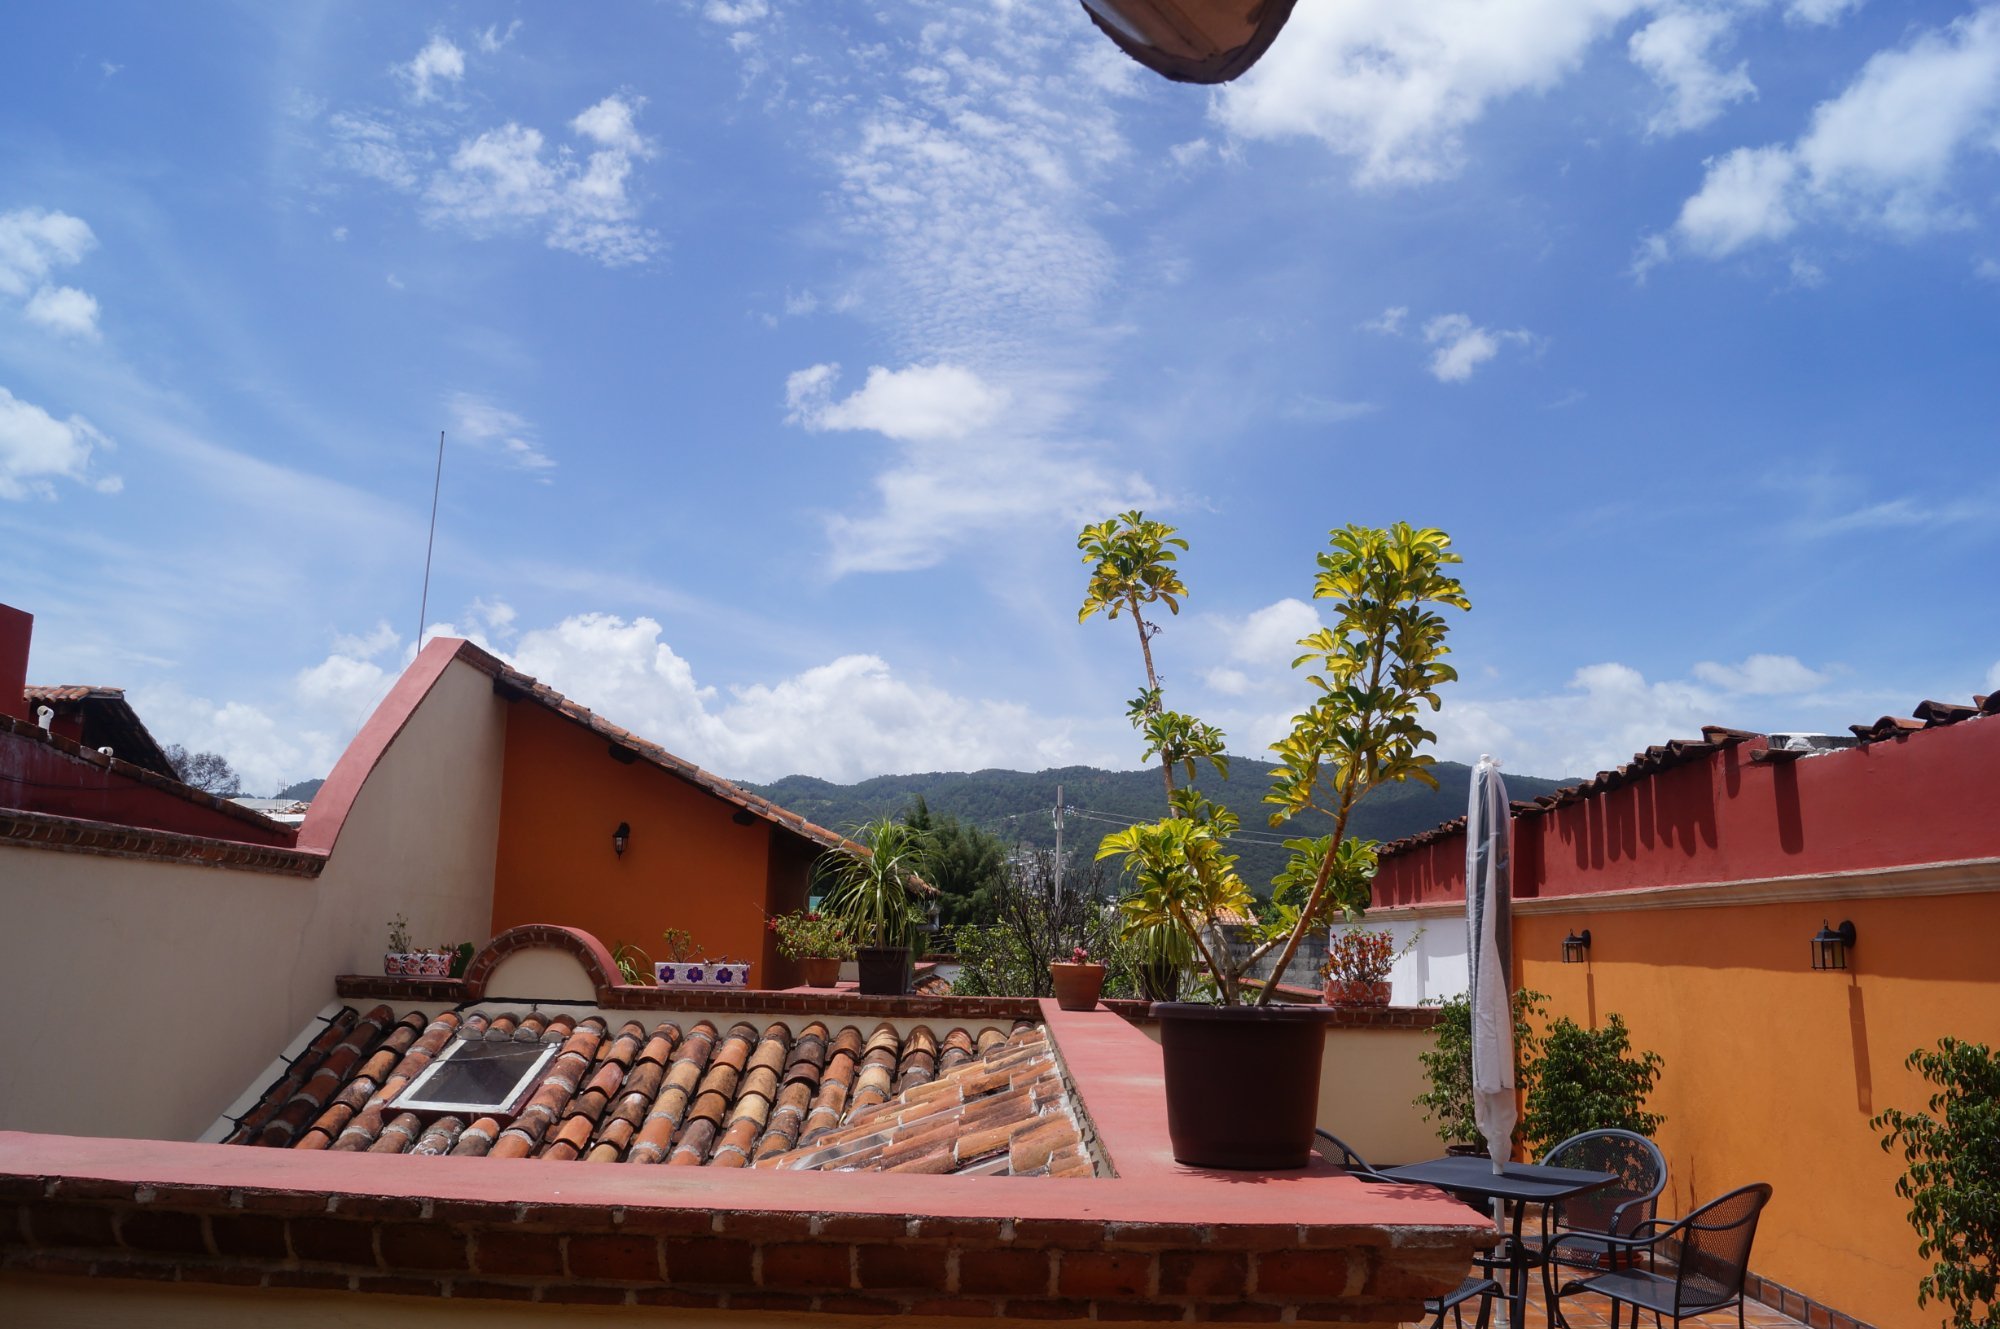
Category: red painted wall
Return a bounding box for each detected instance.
[0,724,296,846]
[488,701,820,987]
[1375,722,2000,907]
[0,605,29,723]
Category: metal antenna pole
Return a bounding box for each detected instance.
[1052,784,1064,909]
[416,430,445,652]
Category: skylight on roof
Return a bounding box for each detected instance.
[392,1035,558,1116]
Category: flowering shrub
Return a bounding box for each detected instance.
[1066,945,1093,965]
[1320,926,1413,984]
[767,909,857,961]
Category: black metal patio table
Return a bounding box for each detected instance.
[1377,1156,1617,1329]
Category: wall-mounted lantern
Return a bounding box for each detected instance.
[612,822,631,859]
[1561,928,1592,964]
[1810,919,1856,971]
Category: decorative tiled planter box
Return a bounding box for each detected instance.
[654,959,751,988]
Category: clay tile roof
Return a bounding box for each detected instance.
[753,1024,1092,1177]
[231,1010,1095,1177]
[22,683,176,778]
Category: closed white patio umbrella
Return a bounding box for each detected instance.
[1466,754,1516,1175]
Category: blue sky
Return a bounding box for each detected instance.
[3,1,1996,794]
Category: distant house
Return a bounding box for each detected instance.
[21,683,177,778]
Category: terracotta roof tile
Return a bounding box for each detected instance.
[237,1008,1096,1178]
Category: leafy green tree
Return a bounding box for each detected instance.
[901,796,1009,927]
[1415,989,1547,1147]
[1518,1013,1665,1156]
[163,743,243,797]
[1874,1038,2000,1329]
[1095,522,1470,1006]
[1078,512,1226,804]
[947,848,1124,998]
[1256,522,1469,1003]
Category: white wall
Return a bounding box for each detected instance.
[1381,913,1469,1007]
[0,658,506,1141]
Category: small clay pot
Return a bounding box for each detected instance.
[1049,962,1107,1011]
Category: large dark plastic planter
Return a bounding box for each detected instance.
[1153,1002,1326,1169]
[856,946,910,995]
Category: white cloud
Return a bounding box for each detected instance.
[447,391,555,473]
[1362,305,1408,335]
[1788,254,1826,287]
[1423,312,1537,382]
[571,95,653,157]
[0,386,118,500]
[332,621,400,660]
[1977,256,2000,280]
[1987,660,2000,691]
[1669,7,2000,261]
[1787,0,1865,26]
[1215,0,1645,186]
[507,612,1075,782]
[423,105,659,266]
[1204,667,1252,696]
[0,208,103,338]
[1691,654,1830,694]
[331,225,348,242]
[1628,7,1756,136]
[785,363,1007,442]
[477,21,522,54]
[0,208,95,297]
[704,0,769,26]
[1675,144,1799,255]
[397,36,465,104]
[1170,138,1213,170]
[1283,395,1380,423]
[23,284,100,339]
[326,112,426,191]
[1229,599,1325,666]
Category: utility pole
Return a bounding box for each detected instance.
[1052,785,1064,909]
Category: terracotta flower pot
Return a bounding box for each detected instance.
[1322,978,1391,1007]
[1049,962,1106,1011]
[1153,1002,1326,1169]
[801,956,841,987]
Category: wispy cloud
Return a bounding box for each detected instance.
[447,391,556,475]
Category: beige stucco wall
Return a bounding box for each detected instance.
[0,658,505,1142]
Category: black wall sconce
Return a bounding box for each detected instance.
[1810,919,1856,971]
[612,822,630,858]
[1561,928,1592,964]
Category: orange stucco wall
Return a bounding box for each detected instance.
[489,702,816,987]
[1512,887,2000,1329]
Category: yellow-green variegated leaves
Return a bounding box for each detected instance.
[1076,510,1190,625]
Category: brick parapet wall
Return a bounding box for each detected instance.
[331,978,1440,1034]
[0,1172,1474,1322]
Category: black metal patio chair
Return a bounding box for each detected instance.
[1535,1128,1668,1320]
[1554,1182,1773,1329]
[1315,1131,1502,1329]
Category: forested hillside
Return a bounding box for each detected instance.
[743,759,1572,894]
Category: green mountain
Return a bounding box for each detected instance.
[742,760,1572,895]
[275,777,325,802]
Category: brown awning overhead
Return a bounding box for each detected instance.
[1079,0,1300,85]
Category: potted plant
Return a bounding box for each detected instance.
[1050,945,1107,1011]
[1519,1012,1664,1156]
[1320,925,1415,1007]
[1127,919,1193,1002]
[821,817,927,995]
[611,940,655,986]
[1416,989,1546,1154]
[1872,1037,2000,1329]
[1088,518,1470,1169]
[768,909,856,987]
[383,914,414,976]
[653,928,703,986]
